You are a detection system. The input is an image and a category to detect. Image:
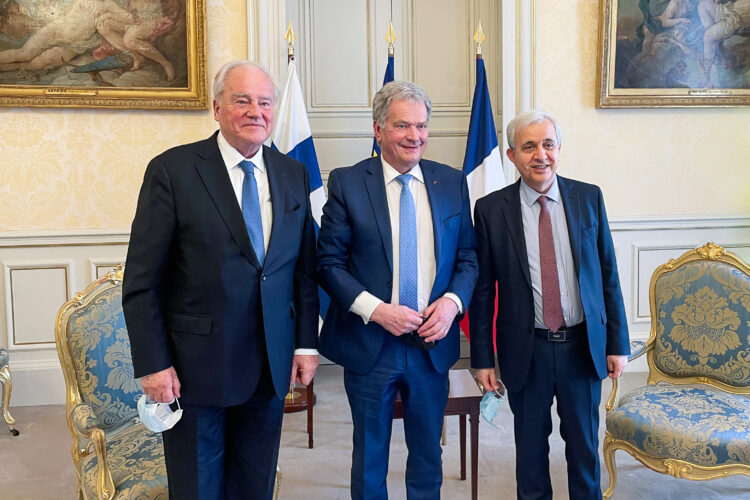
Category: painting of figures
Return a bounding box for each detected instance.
[0,0,206,109]
[598,0,750,107]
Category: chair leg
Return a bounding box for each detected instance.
[273,463,282,500]
[602,434,617,499]
[0,365,19,436]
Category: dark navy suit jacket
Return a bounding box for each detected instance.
[123,132,319,405]
[317,157,478,374]
[470,176,629,391]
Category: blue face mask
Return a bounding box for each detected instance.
[479,389,504,428]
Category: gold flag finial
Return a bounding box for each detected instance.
[285,19,297,59]
[385,21,397,46]
[473,22,485,56]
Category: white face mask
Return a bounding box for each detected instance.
[137,394,183,433]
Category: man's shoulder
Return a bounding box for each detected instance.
[420,158,461,177]
[558,175,601,196]
[330,156,378,178]
[152,133,217,166]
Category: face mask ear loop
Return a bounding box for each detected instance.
[174,398,181,411]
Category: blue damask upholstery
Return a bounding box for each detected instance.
[55,266,167,500]
[0,347,19,435]
[603,243,750,498]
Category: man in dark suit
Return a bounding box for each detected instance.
[317,81,478,500]
[123,60,319,500]
[470,109,629,500]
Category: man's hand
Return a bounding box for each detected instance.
[607,355,628,379]
[370,303,424,336]
[475,368,502,392]
[291,354,319,386]
[417,297,458,343]
[140,366,181,403]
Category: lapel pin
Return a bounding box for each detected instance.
[433,180,438,184]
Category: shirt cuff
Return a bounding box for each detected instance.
[350,291,384,325]
[443,292,464,314]
[294,348,319,356]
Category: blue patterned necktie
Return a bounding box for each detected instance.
[239,160,265,264]
[397,174,418,311]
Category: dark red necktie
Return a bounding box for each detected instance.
[538,196,565,332]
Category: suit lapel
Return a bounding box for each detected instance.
[264,147,289,268]
[422,161,444,272]
[503,180,532,289]
[364,158,393,273]
[194,134,261,269]
[559,176,582,276]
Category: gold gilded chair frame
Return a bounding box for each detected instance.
[0,352,19,436]
[602,242,750,498]
[55,266,126,500]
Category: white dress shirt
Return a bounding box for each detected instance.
[350,159,463,323]
[519,176,584,329]
[217,132,317,355]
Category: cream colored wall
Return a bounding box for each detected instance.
[0,1,248,231]
[536,1,750,218]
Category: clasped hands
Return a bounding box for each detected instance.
[370,296,458,343]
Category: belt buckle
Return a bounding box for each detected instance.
[548,328,566,342]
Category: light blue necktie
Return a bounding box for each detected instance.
[239,160,265,264]
[396,174,418,311]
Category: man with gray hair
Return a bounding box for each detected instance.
[470,109,629,499]
[317,80,478,499]
[124,60,319,499]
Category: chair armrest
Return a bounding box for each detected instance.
[71,403,101,438]
[90,427,116,500]
[629,340,647,361]
[605,340,649,414]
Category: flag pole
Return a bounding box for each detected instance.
[281,20,317,423]
[285,19,296,64]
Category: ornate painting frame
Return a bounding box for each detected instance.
[0,0,207,109]
[597,0,750,108]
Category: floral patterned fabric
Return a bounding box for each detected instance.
[61,276,167,499]
[79,424,168,500]
[607,383,750,466]
[65,286,142,431]
[0,348,8,368]
[652,260,750,387]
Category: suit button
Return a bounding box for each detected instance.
[262,275,267,281]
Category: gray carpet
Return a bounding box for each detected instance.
[1,364,747,499]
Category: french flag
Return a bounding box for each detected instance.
[460,56,505,341]
[271,59,329,317]
[462,56,506,215]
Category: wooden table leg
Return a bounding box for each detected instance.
[470,409,479,500]
[459,414,467,480]
[307,379,314,449]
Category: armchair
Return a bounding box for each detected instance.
[0,348,19,435]
[55,265,167,500]
[603,243,750,498]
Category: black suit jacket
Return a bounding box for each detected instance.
[123,132,319,405]
[470,176,629,391]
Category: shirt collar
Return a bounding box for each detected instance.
[217,131,266,173]
[381,158,424,185]
[520,175,560,207]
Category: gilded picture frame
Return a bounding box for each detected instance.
[0,0,207,109]
[597,0,750,107]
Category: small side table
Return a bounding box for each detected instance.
[283,379,315,448]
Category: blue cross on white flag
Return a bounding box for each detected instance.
[271,59,329,317]
[462,57,506,216]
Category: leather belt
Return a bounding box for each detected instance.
[534,322,587,342]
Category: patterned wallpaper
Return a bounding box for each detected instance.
[1,1,748,231]
[0,0,245,231]
[535,1,750,217]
